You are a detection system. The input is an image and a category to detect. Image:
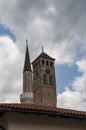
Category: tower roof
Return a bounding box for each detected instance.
[32,51,55,64]
[23,39,31,72]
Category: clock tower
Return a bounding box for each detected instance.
[32,48,57,107]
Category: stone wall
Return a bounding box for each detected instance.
[33,58,57,107]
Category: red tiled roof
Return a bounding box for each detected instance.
[0,103,86,119]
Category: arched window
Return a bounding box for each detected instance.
[46,61,49,66]
[49,75,54,86]
[43,74,48,85]
[50,62,53,67]
[42,60,45,65]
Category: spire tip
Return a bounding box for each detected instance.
[26,38,28,47]
[42,46,44,52]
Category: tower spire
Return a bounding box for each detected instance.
[26,38,28,47]
[20,39,33,104]
[42,46,44,52]
[23,39,31,72]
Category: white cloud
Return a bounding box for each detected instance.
[58,89,86,111]
[0,36,22,103]
[0,0,86,59]
[0,0,86,111]
[58,88,81,107]
[76,59,86,73]
[73,74,86,92]
[58,57,86,111]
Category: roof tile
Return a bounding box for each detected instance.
[0,103,86,119]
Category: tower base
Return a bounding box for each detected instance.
[20,92,33,104]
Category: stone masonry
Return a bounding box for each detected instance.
[20,41,57,107]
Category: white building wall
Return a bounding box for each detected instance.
[0,111,86,130]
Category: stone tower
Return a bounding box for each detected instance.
[32,48,57,107]
[20,39,33,104]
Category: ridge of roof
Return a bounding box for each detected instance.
[32,52,55,64]
[0,103,86,118]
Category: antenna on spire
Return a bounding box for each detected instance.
[42,46,44,52]
[26,38,28,47]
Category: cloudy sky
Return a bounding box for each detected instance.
[0,0,86,111]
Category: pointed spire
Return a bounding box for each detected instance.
[23,39,31,72]
[42,46,44,53]
[26,38,28,47]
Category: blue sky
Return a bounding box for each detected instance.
[0,23,16,42]
[0,24,82,95]
[0,0,86,111]
[56,64,82,94]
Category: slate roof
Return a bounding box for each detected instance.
[32,52,55,64]
[23,42,31,72]
[0,104,86,120]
